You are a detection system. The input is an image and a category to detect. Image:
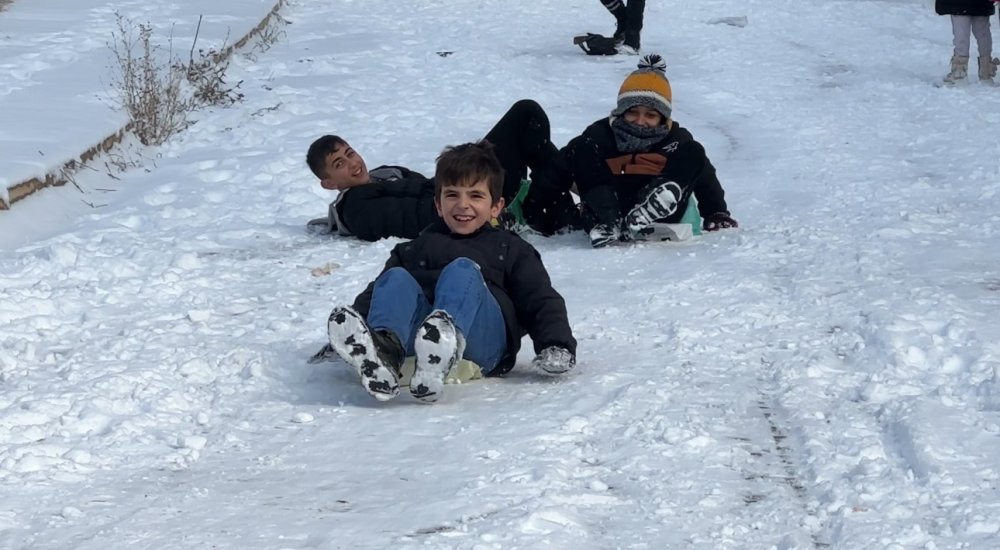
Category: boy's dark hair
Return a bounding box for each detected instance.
[434,140,505,204]
[306,135,348,179]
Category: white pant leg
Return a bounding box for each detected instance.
[971,16,993,57]
[952,15,973,58]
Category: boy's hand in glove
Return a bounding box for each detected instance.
[532,346,576,375]
[703,211,739,231]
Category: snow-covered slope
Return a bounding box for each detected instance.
[1,0,999,548]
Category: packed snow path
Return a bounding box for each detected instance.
[2,0,999,548]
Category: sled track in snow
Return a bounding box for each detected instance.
[727,353,830,548]
[756,401,807,500]
[738,285,835,549]
[719,229,844,546]
[755,395,830,549]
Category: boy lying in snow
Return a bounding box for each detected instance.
[305,100,577,241]
[524,54,738,247]
[323,141,577,403]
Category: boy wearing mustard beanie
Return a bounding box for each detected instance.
[525,54,738,247]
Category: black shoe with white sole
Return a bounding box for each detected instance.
[623,180,681,234]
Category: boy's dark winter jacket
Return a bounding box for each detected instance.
[935,0,995,16]
[532,119,729,228]
[352,220,577,374]
[334,166,439,241]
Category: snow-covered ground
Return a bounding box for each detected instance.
[2,0,1000,548]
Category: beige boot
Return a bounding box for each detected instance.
[944,55,969,84]
[978,54,998,83]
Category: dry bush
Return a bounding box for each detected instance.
[244,12,288,62]
[107,14,196,146]
[184,50,243,107]
[181,17,244,107]
[107,13,248,146]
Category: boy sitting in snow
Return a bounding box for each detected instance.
[323,140,578,403]
[524,54,738,247]
[305,100,577,241]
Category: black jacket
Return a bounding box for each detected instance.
[935,0,995,16]
[335,166,439,241]
[533,119,729,228]
[352,220,576,374]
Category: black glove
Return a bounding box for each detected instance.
[703,211,738,232]
[532,346,576,375]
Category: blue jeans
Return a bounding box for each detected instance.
[365,258,507,373]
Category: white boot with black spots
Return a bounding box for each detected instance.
[411,310,465,403]
[327,306,402,401]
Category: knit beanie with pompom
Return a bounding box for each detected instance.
[610,54,672,122]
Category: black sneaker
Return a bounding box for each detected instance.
[623,180,681,233]
[622,29,640,54]
[411,310,465,403]
[327,306,403,401]
[612,18,627,45]
[589,223,620,248]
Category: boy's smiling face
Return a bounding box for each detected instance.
[435,179,505,235]
[319,142,370,191]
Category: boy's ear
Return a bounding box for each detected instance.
[491,196,506,215]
